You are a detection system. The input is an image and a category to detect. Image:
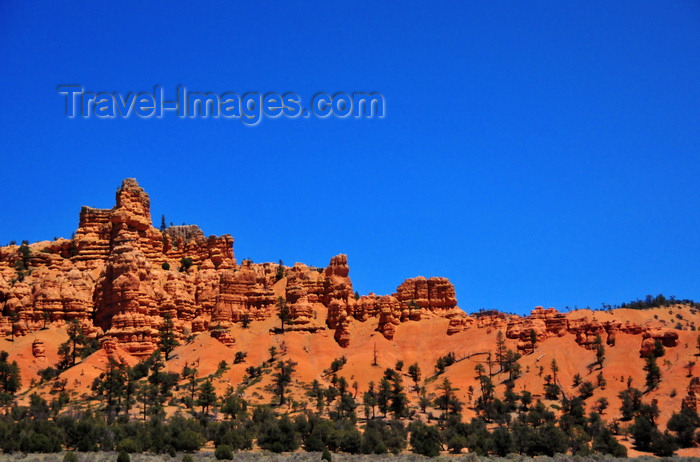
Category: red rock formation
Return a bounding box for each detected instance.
[640,329,679,357]
[376,296,401,340]
[8,178,675,358]
[32,339,46,359]
[210,328,235,347]
[352,294,382,321]
[395,276,457,314]
[446,310,475,335]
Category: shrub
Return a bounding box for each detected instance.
[409,422,441,457]
[182,455,194,462]
[162,262,170,270]
[578,381,595,399]
[63,452,78,462]
[322,448,332,461]
[179,257,194,273]
[117,437,140,453]
[117,450,130,462]
[175,429,205,452]
[215,444,233,460]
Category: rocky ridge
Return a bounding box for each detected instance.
[0,179,683,362]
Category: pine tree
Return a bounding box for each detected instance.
[182,364,198,407]
[0,351,21,395]
[496,330,506,370]
[502,349,522,383]
[276,297,290,332]
[389,374,408,419]
[644,355,661,390]
[652,339,665,358]
[594,334,605,369]
[434,377,462,417]
[91,358,131,421]
[550,358,559,383]
[407,362,421,391]
[529,329,538,351]
[363,381,377,418]
[58,319,88,369]
[275,260,285,282]
[272,360,297,405]
[158,313,179,361]
[618,387,643,420]
[197,379,217,416]
[378,378,391,417]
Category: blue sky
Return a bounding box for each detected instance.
[1,2,698,314]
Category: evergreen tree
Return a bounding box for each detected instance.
[363,381,377,419]
[182,364,198,407]
[644,355,661,390]
[502,349,522,383]
[595,397,608,414]
[276,297,290,332]
[667,407,700,448]
[543,374,559,400]
[179,257,193,273]
[492,425,515,456]
[407,362,421,391]
[434,377,463,418]
[58,319,89,369]
[389,374,408,420]
[377,378,391,417]
[529,328,538,350]
[593,334,605,369]
[197,379,217,416]
[618,387,643,420]
[496,330,506,369]
[220,394,247,421]
[272,360,297,405]
[550,358,559,383]
[651,430,678,456]
[631,414,659,452]
[408,421,441,457]
[0,351,21,395]
[596,372,606,389]
[578,381,595,400]
[275,260,285,281]
[652,339,665,358]
[91,358,130,421]
[573,373,582,387]
[158,313,179,361]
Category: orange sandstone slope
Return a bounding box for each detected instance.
[0,178,698,431]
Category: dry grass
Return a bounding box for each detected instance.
[0,453,697,462]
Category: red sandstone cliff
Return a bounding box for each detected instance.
[0,179,471,354]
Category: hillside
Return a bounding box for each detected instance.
[0,179,697,457]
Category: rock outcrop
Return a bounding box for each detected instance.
[0,179,474,352]
[639,329,679,357]
[1,178,680,359]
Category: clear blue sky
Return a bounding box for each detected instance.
[1,2,698,314]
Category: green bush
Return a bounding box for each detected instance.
[63,451,78,462]
[182,455,194,462]
[117,437,140,453]
[179,257,194,273]
[175,429,205,452]
[117,450,130,462]
[162,262,170,270]
[322,448,332,461]
[215,444,233,460]
[409,422,441,457]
